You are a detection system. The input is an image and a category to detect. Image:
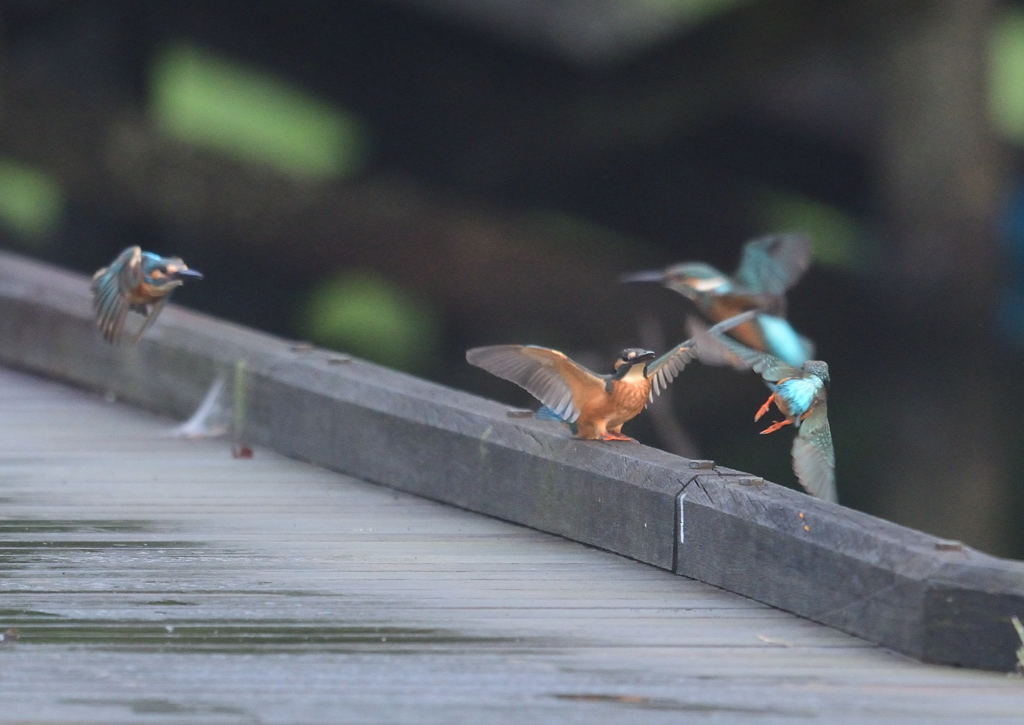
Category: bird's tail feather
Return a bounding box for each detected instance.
[535,405,578,434]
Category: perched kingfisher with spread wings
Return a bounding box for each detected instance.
[621,233,814,367]
[708,330,835,502]
[466,311,755,441]
[91,246,203,344]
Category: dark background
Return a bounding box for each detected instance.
[2,0,1022,556]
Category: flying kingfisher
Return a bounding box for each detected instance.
[466,311,755,441]
[621,234,814,367]
[91,246,203,344]
[708,330,835,502]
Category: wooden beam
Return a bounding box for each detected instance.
[1,249,1022,671]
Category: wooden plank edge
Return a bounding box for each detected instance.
[1,250,1022,671]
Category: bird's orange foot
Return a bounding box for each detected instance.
[599,432,635,442]
[759,419,792,435]
[754,393,776,422]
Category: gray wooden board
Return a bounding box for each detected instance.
[1,250,1024,671]
[1,367,1024,724]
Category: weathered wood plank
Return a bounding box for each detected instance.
[1,366,1024,723]
[1,250,1023,672]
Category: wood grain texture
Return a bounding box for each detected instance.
[1,249,1023,672]
[2,367,1024,723]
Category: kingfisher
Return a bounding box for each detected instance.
[621,233,814,367]
[708,330,835,502]
[91,246,203,344]
[466,311,755,441]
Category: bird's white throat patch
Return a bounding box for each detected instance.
[687,275,729,292]
[621,364,649,382]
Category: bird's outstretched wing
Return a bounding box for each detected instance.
[90,246,143,344]
[132,295,170,343]
[792,402,836,502]
[466,345,604,423]
[646,310,757,397]
[798,334,815,361]
[703,328,802,384]
[735,233,812,297]
[684,316,749,370]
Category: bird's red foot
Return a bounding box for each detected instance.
[754,393,776,422]
[599,432,635,442]
[759,419,792,435]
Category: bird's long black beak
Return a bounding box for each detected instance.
[619,270,664,284]
[637,351,657,362]
[175,268,204,281]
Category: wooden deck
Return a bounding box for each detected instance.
[1,364,1022,724]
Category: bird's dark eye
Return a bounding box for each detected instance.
[157,266,167,274]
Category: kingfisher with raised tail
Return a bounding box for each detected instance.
[466,311,755,441]
[91,246,203,344]
[621,234,814,367]
[709,330,835,502]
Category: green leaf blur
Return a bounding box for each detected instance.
[299,272,440,371]
[990,8,1024,143]
[150,43,370,180]
[0,159,62,243]
[756,190,863,271]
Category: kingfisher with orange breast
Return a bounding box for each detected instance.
[622,233,814,367]
[91,246,203,344]
[466,311,754,441]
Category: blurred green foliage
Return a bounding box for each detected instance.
[150,43,370,180]
[298,272,440,371]
[756,190,862,270]
[0,159,62,242]
[990,8,1024,143]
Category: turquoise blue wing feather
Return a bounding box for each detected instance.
[797,333,815,361]
[702,327,802,383]
[754,314,810,367]
[735,234,811,296]
[775,376,821,419]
